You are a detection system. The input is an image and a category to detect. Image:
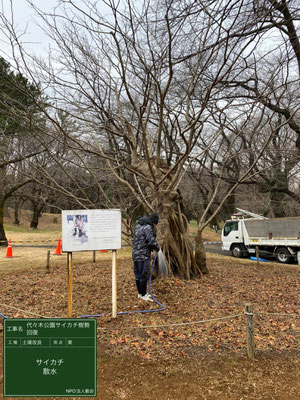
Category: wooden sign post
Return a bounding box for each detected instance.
[255,246,259,266]
[245,303,255,359]
[67,252,73,318]
[112,250,117,318]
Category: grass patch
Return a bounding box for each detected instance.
[189,220,198,227]
[3,223,50,234]
[189,221,221,242]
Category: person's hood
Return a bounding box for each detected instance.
[138,216,153,226]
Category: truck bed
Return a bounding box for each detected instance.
[244,217,300,239]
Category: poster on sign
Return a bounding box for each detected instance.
[62,209,121,252]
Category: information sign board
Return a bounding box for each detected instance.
[3,318,97,397]
[62,209,121,252]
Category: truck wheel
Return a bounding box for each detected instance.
[231,244,243,258]
[276,247,291,264]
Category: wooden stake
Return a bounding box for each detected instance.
[67,252,73,318]
[112,250,117,318]
[93,250,96,263]
[256,246,259,266]
[245,303,255,359]
[46,250,50,272]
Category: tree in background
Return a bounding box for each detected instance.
[0,56,45,245]
[219,0,300,216]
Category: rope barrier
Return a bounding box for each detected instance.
[0,254,65,263]
[96,313,245,331]
[1,301,299,335]
[1,244,56,249]
[0,303,52,318]
[0,240,57,244]
[0,240,220,246]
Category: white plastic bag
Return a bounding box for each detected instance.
[157,249,168,277]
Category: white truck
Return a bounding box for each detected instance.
[221,209,300,263]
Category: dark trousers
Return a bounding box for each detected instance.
[133,259,150,296]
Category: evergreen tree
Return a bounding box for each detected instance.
[0,57,44,245]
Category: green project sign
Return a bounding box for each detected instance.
[3,318,97,397]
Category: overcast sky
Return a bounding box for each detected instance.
[0,0,60,61]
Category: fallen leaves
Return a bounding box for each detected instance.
[0,256,299,362]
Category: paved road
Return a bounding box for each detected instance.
[204,242,299,264]
[204,242,274,261]
[204,242,231,257]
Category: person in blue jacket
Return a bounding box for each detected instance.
[132,213,160,301]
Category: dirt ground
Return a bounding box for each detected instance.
[98,351,300,400]
[0,250,299,399]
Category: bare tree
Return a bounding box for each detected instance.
[2,0,297,274]
[213,0,300,216]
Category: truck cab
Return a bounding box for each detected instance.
[221,218,248,258]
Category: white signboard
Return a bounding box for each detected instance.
[62,209,122,252]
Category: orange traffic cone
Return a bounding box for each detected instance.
[54,238,62,255]
[5,239,13,258]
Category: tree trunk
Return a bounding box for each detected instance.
[0,197,8,246]
[0,164,7,246]
[133,159,208,278]
[14,197,20,225]
[269,189,286,218]
[223,192,236,218]
[154,191,203,279]
[30,204,42,229]
[194,229,209,275]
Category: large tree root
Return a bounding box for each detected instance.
[158,208,203,279]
